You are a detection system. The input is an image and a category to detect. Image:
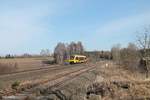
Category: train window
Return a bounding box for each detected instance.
[79,57,84,60]
[76,57,79,60]
[70,56,74,60]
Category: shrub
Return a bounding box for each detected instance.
[11,81,20,90]
[111,43,140,71]
[5,54,14,59]
[120,43,140,70]
[42,60,56,65]
[111,44,121,64]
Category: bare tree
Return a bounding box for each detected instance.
[68,41,84,55]
[54,43,67,64]
[54,42,84,64]
[64,44,70,61]
[120,43,139,70]
[111,44,121,64]
[69,42,77,55]
[137,26,150,57]
[40,49,50,57]
[137,26,150,77]
[76,41,84,54]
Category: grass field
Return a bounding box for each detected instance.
[0,57,53,73]
[0,59,150,100]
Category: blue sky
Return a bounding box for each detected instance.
[0,0,150,55]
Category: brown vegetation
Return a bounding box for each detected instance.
[136,26,150,78]
[120,43,140,70]
[85,61,150,100]
[111,26,150,78]
[1,26,150,99]
[0,62,18,74]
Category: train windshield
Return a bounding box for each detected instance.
[70,56,75,60]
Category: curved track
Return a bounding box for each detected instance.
[0,64,61,77]
[23,63,96,94]
[1,63,96,96]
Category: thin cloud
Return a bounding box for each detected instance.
[85,12,150,51]
[0,1,58,55]
[0,0,83,55]
[96,12,150,35]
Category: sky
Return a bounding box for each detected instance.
[0,0,150,55]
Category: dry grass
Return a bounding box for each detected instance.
[0,63,18,74]
[1,61,150,100]
[86,61,150,100]
[39,61,150,100]
[0,57,52,73]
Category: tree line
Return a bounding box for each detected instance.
[54,41,84,64]
[111,26,150,78]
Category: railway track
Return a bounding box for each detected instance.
[0,62,93,78]
[1,63,96,97]
[0,63,87,79]
[0,64,61,77]
[23,63,96,94]
[45,64,96,90]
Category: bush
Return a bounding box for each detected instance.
[11,81,20,90]
[5,54,14,59]
[111,44,121,64]
[111,43,140,71]
[42,60,56,65]
[120,43,140,70]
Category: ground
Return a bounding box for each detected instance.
[0,58,150,100]
[46,61,150,100]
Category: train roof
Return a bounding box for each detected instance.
[72,55,86,57]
